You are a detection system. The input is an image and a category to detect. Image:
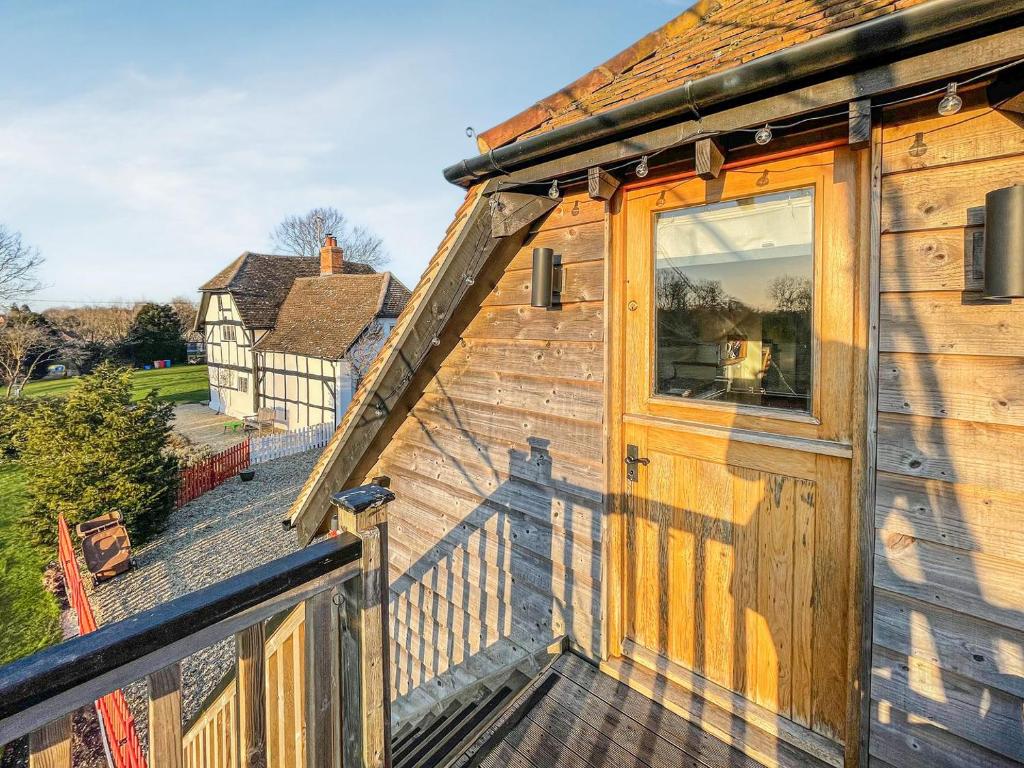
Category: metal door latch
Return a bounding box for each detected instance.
[625,444,650,482]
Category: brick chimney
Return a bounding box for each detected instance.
[320,233,344,276]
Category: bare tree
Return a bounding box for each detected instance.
[170,296,199,335]
[270,207,389,269]
[0,226,44,303]
[0,319,63,398]
[347,321,388,387]
[767,275,812,312]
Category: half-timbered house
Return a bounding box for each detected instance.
[196,238,409,427]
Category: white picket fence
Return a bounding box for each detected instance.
[249,421,334,464]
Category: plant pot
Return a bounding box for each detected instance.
[239,469,256,482]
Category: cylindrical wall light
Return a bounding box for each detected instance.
[531,247,563,308]
[984,184,1024,298]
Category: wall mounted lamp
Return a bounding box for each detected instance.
[984,184,1024,299]
[531,247,563,308]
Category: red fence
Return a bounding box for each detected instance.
[57,515,147,768]
[176,440,250,508]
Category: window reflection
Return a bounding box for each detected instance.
[654,188,813,411]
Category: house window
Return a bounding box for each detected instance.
[238,375,248,393]
[222,325,236,342]
[654,187,814,412]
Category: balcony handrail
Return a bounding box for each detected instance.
[0,531,362,746]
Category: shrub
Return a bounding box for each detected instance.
[0,397,48,463]
[18,362,179,543]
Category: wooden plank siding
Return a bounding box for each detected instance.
[868,93,1024,767]
[357,189,607,724]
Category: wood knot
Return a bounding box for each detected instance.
[886,532,915,553]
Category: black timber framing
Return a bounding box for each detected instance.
[257,351,339,427]
[487,26,1024,190]
[293,183,555,543]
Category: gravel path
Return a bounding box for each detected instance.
[90,449,319,748]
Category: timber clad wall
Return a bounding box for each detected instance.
[364,191,606,718]
[868,91,1024,767]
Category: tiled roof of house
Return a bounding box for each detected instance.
[253,272,410,360]
[478,0,929,150]
[199,252,374,328]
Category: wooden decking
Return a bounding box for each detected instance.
[451,652,768,768]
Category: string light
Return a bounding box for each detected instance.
[374,404,386,418]
[937,82,963,116]
[465,126,476,138]
[359,56,1023,425]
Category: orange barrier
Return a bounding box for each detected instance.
[176,440,250,508]
[57,515,147,768]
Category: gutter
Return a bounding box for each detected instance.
[443,0,1024,186]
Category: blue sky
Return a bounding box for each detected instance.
[0,1,680,306]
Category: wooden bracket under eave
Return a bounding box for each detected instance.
[588,167,621,201]
[988,64,1024,115]
[849,98,872,149]
[490,191,559,237]
[696,138,725,179]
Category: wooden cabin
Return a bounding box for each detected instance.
[3,2,1024,767]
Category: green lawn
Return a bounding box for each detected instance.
[0,464,60,666]
[22,363,210,405]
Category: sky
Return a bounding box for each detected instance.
[0,1,681,307]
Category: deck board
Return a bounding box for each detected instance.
[457,652,766,768]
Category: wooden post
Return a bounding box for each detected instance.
[587,167,621,201]
[304,590,340,768]
[333,484,395,768]
[148,664,183,768]
[695,137,725,179]
[28,715,71,768]
[236,623,268,768]
[848,99,872,149]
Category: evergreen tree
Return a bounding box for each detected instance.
[125,303,185,365]
[18,362,179,543]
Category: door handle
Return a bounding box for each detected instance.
[625,444,649,482]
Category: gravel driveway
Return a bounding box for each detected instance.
[90,448,319,746]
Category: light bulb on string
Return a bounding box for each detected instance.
[754,124,772,146]
[374,404,386,418]
[465,126,476,138]
[636,155,650,178]
[548,179,560,200]
[937,82,962,116]
[431,337,441,347]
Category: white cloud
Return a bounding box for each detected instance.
[0,45,464,305]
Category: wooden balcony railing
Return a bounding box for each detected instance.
[0,483,395,768]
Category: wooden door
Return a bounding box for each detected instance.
[611,147,868,758]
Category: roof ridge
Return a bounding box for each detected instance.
[373,272,392,316]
